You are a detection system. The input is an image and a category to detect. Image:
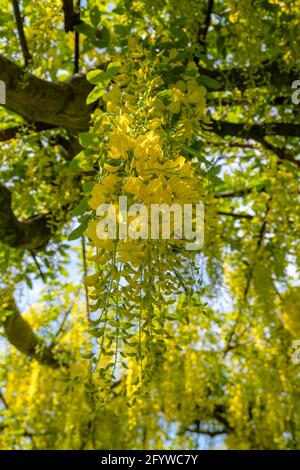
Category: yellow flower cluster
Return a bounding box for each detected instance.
[84,36,207,381]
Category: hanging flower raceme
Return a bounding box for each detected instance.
[81,35,208,388]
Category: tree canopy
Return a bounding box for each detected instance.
[0,0,300,450]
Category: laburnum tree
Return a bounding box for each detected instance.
[0,0,300,450]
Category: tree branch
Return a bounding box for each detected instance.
[0,134,81,251]
[211,120,300,166]
[74,0,81,74]
[198,61,297,92]
[215,186,266,198]
[12,0,31,66]
[0,55,93,131]
[259,137,300,167]
[0,391,8,409]
[63,0,75,32]
[211,120,300,140]
[218,210,253,220]
[1,291,61,368]
[223,197,272,357]
[1,54,299,141]
[186,426,226,437]
[0,183,52,251]
[198,0,214,46]
[0,122,56,142]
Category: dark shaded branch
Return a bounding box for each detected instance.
[50,133,81,161]
[198,61,298,92]
[260,137,286,158]
[211,120,300,166]
[0,391,8,409]
[12,0,31,66]
[259,137,300,167]
[0,126,21,142]
[0,183,51,251]
[1,53,299,141]
[211,120,300,140]
[215,185,266,199]
[50,306,73,348]
[223,197,272,357]
[186,426,226,437]
[63,0,75,32]
[0,54,93,131]
[30,251,46,282]
[226,143,256,149]
[198,0,214,46]
[218,210,253,220]
[62,0,81,73]
[191,400,232,434]
[243,197,271,299]
[207,95,290,109]
[81,235,90,319]
[74,0,81,74]
[62,0,82,33]
[0,122,56,142]
[0,133,81,251]
[74,30,80,74]
[1,291,61,368]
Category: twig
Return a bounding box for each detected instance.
[0,390,8,409]
[218,210,253,220]
[0,122,57,143]
[243,196,271,299]
[223,197,272,356]
[186,427,226,437]
[198,0,214,47]
[260,137,300,168]
[49,306,72,349]
[12,0,31,66]
[30,251,46,283]
[215,185,266,199]
[81,235,90,319]
[74,0,81,74]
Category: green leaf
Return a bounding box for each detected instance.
[181,144,211,167]
[83,182,94,193]
[92,327,105,338]
[68,219,89,241]
[71,197,89,217]
[114,24,130,37]
[208,165,222,177]
[106,61,121,78]
[156,89,173,104]
[74,22,95,39]
[79,132,99,148]
[95,26,110,48]
[199,75,220,90]
[86,85,105,104]
[69,151,87,172]
[25,275,33,289]
[86,69,106,85]
[90,6,101,28]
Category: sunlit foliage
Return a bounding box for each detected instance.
[0,0,300,450]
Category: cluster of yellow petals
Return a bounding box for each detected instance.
[83,37,208,381]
